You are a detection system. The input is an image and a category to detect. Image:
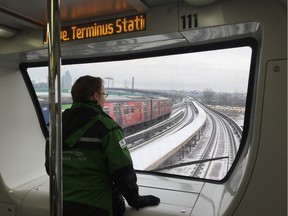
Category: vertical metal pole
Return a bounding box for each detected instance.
[47,0,62,215]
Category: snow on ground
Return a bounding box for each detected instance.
[131,104,244,180]
[131,102,206,170]
[158,111,243,179]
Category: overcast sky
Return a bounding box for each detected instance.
[29,46,252,93]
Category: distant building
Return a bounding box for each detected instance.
[62,70,72,91]
[32,80,48,91]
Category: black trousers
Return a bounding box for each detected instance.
[63,201,109,216]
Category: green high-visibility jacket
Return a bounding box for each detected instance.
[45,101,139,216]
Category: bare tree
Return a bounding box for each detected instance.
[202,88,215,105]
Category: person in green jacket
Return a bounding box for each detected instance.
[46,75,160,216]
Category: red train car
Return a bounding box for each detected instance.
[39,94,172,134]
[103,95,172,133]
[104,97,151,129]
[151,97,173,120]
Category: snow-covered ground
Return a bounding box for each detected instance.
[131,102,206,170]
[131,102,244,180]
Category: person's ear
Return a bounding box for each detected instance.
[93,92,100,103]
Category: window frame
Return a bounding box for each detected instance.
[20,37,259,183]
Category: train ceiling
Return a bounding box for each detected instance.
[0,0,286,38]
[0,0,286,61]
[0,0,176,33]
[0,0,228,35]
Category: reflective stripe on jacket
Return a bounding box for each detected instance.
[61,101,133,216]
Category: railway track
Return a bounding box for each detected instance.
[128,98,196,151]
[191,104,242,179]
[154,102,242,180]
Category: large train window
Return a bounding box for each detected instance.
[27,46,253,181]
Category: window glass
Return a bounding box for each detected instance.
[27,46,252,180]
[124,105,129,115]
[103,107,109,114]
[130,105,135,113]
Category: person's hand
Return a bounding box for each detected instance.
[130,195,160,210]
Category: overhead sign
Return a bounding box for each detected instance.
[44,14,146,43]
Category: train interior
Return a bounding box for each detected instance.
[0,0,287,215]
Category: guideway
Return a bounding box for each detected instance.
[131,102,206,170]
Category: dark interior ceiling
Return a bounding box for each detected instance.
[0,0,178,31]
[0,0,286,32]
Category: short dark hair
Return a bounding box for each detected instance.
[71,76,103,103]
